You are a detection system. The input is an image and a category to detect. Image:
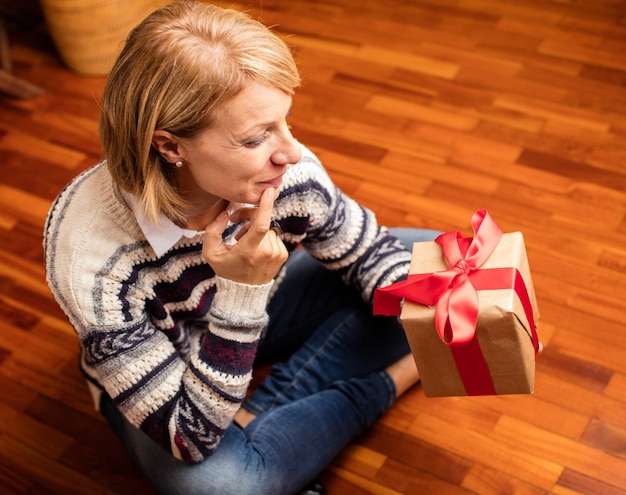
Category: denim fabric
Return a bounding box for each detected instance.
[100,228,440,495]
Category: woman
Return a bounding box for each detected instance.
[44,1,439,494]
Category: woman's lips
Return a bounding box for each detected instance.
[259,175,283,188]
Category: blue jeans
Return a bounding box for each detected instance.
[100,228,440,495]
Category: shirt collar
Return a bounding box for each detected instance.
[121,189,201,258]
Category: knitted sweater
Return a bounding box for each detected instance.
[44,144,411,463]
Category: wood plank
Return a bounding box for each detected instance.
[0,433,117,495]
[494,416,626,488]
[462,462,550,495]
[556,468,626,495]
[407,412,563,489]
[0,130,86,169]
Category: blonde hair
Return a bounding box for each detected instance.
[99,0,301,225]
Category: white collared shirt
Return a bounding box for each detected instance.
[120,189,202,257]
[121,189,251,257]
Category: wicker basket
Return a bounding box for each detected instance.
[40,0,170,75]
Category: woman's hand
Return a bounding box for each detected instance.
[202,188,288,285]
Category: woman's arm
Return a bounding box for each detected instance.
[281,148,412,302]
[82,275,273,463]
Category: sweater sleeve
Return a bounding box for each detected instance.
[279,148,412,302]
[82,276,273,463]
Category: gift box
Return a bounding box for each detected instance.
[374,210,540,397]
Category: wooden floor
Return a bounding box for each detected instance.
[1,0,626,493]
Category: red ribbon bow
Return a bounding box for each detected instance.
[374,209,503,347]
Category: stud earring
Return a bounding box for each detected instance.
[175,160,184,168]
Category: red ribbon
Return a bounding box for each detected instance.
[375,209,503,346]
[373,210,539,395]
[455,267,539,394]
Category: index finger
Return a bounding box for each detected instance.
[245,187,278,242]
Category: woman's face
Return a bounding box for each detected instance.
[176,81,302,208]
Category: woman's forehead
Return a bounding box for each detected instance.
[216,82,293,128]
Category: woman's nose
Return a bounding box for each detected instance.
[273,126,302,165]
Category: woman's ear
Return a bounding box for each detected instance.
[152,130,182,164]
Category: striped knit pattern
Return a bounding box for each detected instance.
[43,144,411,463]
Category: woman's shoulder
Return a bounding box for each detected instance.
[47,162,112,220]
[44,163,154,326]
[44,162,144,275]
[46,163,139,240]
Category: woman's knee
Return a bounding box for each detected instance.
[389,227,441,250]
[143,433,293,495]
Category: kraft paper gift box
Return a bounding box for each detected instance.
[374,210,540,397]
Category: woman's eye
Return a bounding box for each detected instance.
[244,132,268,148]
